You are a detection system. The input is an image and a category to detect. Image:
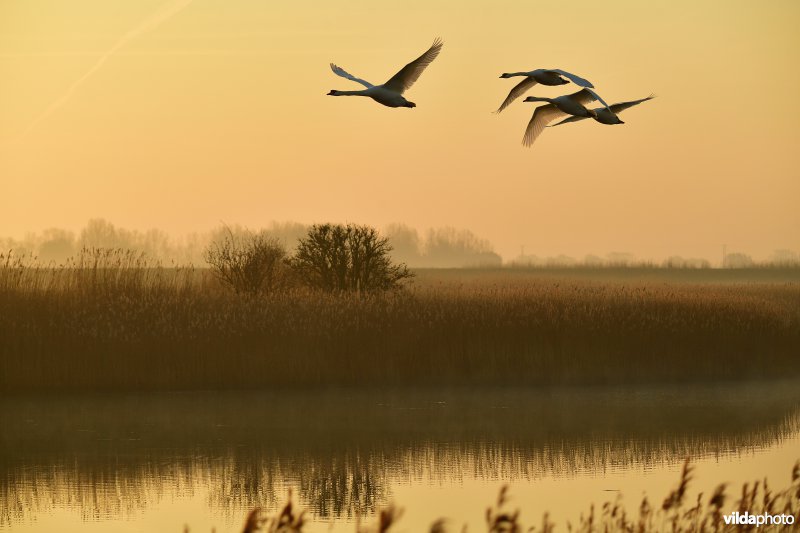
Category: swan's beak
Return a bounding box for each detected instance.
[327,90,337,96]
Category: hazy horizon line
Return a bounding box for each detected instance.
[2,218,798,268]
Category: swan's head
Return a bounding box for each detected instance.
[404,101,417,108]
[499,73,513,79]
[327,90,339,96]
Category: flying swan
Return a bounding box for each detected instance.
[327,38,444,108]
[521,88,611,147]
[495,68,594,113]
[548,94,656,127]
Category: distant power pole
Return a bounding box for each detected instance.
[722,244,727,268]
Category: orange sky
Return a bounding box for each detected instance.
[1,0,798,261]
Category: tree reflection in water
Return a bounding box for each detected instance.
[1,381,799,526]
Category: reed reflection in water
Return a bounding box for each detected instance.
[1,380,799,530]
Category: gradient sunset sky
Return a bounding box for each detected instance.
[1,0,798,261]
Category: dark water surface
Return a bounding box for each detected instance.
[2,381,799,532]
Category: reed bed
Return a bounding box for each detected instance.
[224,459,800,532]
[1,251,799,392]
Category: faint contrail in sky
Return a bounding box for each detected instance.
[21,0,194,139]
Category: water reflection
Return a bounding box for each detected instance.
[1,381,799,528]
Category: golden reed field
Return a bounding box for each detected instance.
[1,250,798,392]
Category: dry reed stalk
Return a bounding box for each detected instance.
[181,459,800,532]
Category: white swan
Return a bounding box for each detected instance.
[327,39,443,108]
[548,94,656,127]
[520,88,611,147]
[496,69,594,113]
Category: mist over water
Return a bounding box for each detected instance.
[2,381,799,531]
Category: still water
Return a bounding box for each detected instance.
[2,381,799,532]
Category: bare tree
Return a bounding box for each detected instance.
[770,249,799,266]
[423,227,502,267]
[290,224,413,292]
[384,223,423,266]
[38,228,77,263]
[724,252,754,268]
[204,226,288,295]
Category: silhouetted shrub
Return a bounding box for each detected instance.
[290,224,413,292]
[204,227,288,295]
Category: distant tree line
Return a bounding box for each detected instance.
[3,218,798,270]
[0,219,503,268]
[509,250,800,269]
[383,223,502,268]
[509,253,712,269]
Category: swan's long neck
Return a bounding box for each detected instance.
[330,89,368,96]
[525,97,551,103]
[505,72,530,77]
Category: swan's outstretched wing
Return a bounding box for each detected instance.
[495,77,538,113]
[523,103,566,147]
[383,38,443,94]
[330,63,374,88]
[548,114,590,127]
[609,94,655,114]
[549,94,657,127]
[570,88,611,110]
[546,69,594,88]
